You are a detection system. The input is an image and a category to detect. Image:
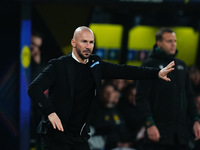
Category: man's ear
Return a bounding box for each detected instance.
[157,40,161,48]
[71,39,76,48]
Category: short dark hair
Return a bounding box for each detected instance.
[156,28,174,41]
[32,31,43,39]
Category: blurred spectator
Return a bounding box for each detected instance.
[136,27,200,150]
[30,31,46,150]
[195,93,200,115]
[90,83,134,150]
[189,66,200,97]
[194,93,200,150]
[189,66,200,150]
[118,83,145,149]
[104,79,130,98]
[30,31,46,81]
[112,79,128,92]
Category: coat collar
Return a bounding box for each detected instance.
[72,51,89,64]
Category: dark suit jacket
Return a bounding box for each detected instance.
[28,52,159,137]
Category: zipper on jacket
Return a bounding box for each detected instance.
[80,122,86,136]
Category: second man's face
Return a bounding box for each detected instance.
[74,31,94,60]
[157,32,177,55]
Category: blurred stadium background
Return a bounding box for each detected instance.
[1,0,200,149]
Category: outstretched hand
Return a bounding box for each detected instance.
[193,121,200,141]
[147,125,160,142]
[158,61,175,81]
[48,112,64,132]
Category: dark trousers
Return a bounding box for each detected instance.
[42,130,90,150]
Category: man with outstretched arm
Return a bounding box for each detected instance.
[28,26,174,150]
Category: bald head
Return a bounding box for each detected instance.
[73,26,94,41]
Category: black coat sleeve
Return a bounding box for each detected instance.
[27,59,58,116]
[101,61,160,80]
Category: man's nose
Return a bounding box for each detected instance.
[86,42,91,48]
[172,41,176,46]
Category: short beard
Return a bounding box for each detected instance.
[76,48,91,60]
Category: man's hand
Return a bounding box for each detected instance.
[193,121,200,141]
[158,61,175,81]
[48,112,64,132]
[147,125,160,142]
